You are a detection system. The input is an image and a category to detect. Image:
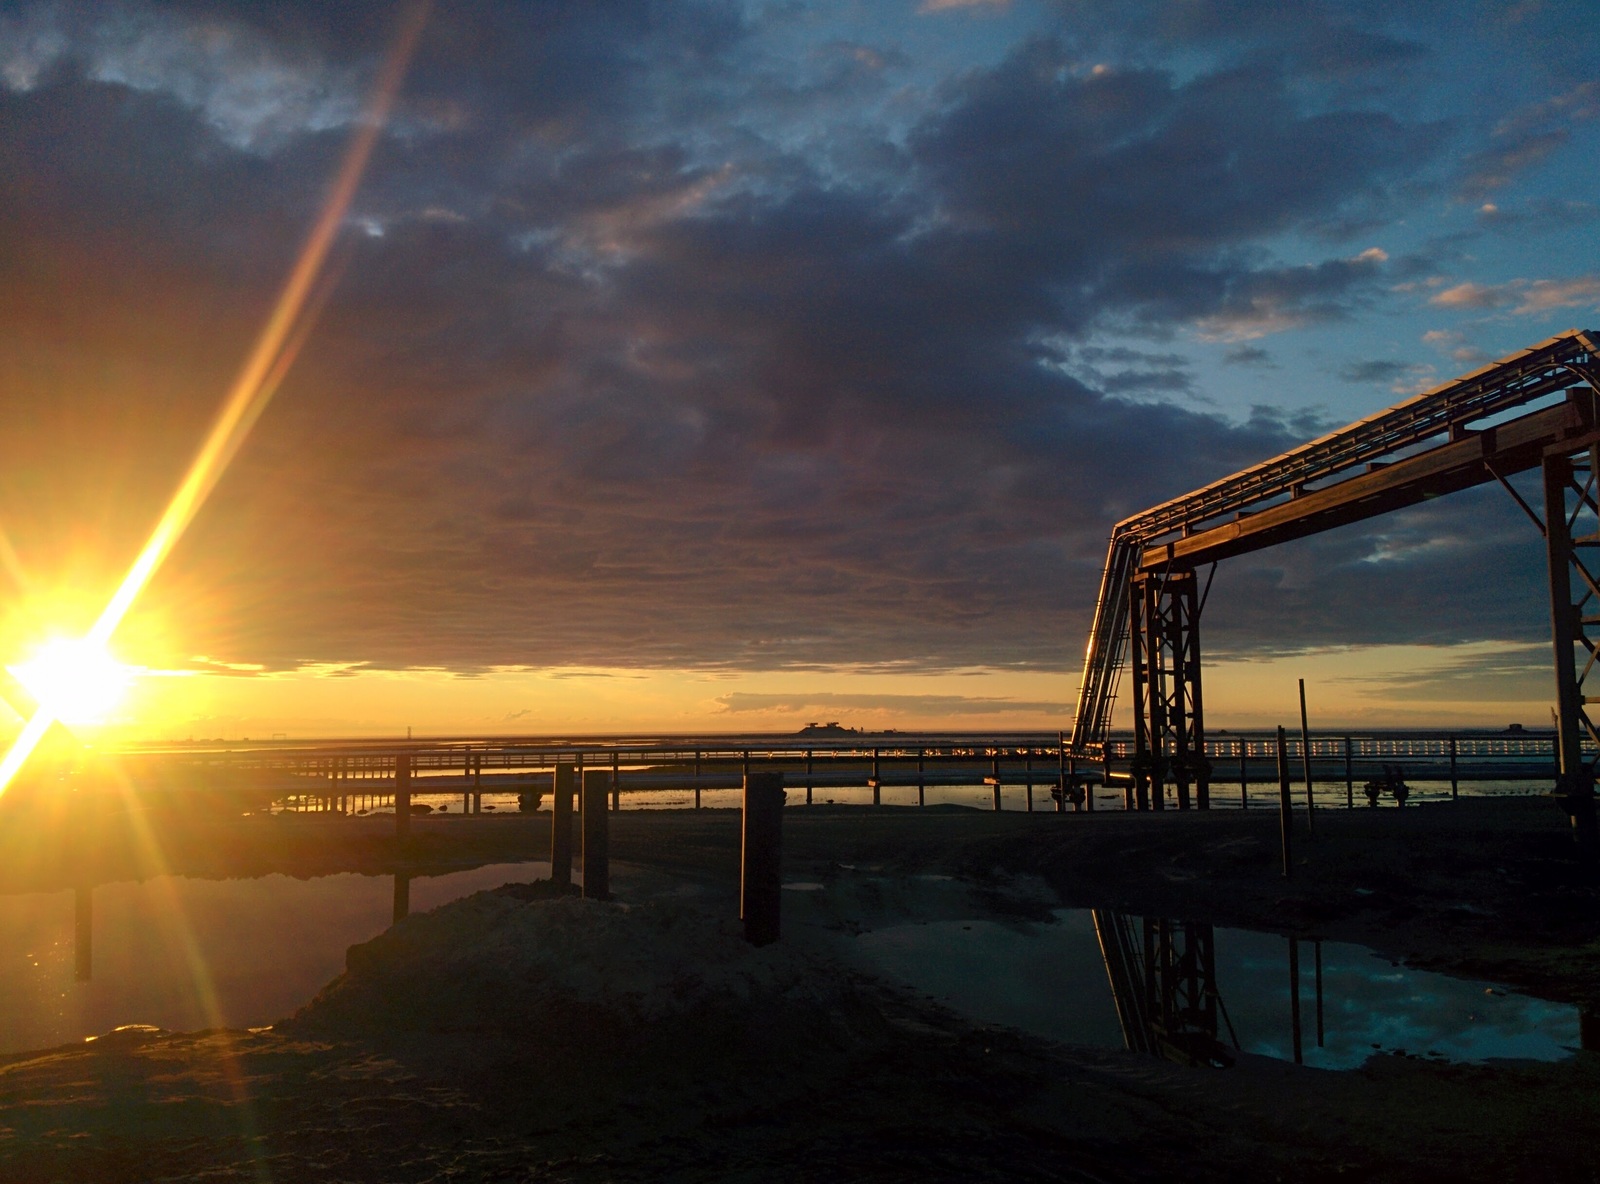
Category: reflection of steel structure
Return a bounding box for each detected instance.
[1092,910,1236,1069]
[1071,331,1600,850]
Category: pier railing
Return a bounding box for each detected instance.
[64,729,1572,816]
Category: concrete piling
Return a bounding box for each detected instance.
[741,772,785,946]
[583,768,610,900]
[551,762,575,888]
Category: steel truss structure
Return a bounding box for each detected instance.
[1070,330,1600,851]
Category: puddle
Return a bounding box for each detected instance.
[852,908,1583,1070]
[0,862,546,1054]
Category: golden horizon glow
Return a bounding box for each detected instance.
[0,2,432,797]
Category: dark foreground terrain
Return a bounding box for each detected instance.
[1,795,1597,1182]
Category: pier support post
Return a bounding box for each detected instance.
[741,772,785,946]
[551,762,575,887]
[1299,679,1314,835]
[582,768,610,900]
[1344,735,1354,809]
[473,753,482,813]
[394,753,411,839]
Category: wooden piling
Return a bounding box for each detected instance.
[872,748,881,807]
[611,751,621,812]
[582,768,610,900]
[551,762,575,888]
[394,753,411,839]
[741,772,785,946]
[805,749,813,805]
[695,750,702,809]
[1449,734,1459,799]
[1277,727,1292,879]
[1299,679,1315,835]
[917,748,925,807]
[1240,741,1248,809]
[74,885,92,982]
[1025,751,1034,812]
[1057,735,1067,813]
[473,752,482,814]
[1344,735,1353,809]
[991,755,1002,811]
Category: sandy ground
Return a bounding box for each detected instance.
[0,795,1597,1181]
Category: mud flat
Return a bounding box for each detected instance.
[0,796,1596,1181]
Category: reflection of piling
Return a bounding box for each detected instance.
[741,772,784,946]
[1277,727,1292,879]
[74,885,92,982]
[582,769,610,900]
[1314,938,1325,1048]
[1288,936,1303,1065]
[392,872,410,923]
[394,753,411,838]
[551,762,574,888]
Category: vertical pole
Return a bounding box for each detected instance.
[392,872,410,923]
[74,885,92,982]
[695,749,702,810]
[463,750,471,815]
[1344,735,1353,809]
[551,762,574,888]
[1026,751,1034,812]
[1129,576,1151,813]
[991,754,1001,811]
[1288,937,1303,1065]
[1239,740,1248,810]
[1277,727,1292,879]
[1299,679,1314,834]
[872,747,881,807]
[806,749,813,806]
[917,748,925,807]
[741,772,785,946]
[582,768,610,900]
[1449,735,1459,800]
[1057,734,1067,813]
[612,751,621,812]
[394,752,411,839]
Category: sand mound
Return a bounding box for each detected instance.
[288,889,852,1037]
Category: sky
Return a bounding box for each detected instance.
[0,0,1597,740]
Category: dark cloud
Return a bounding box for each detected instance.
[0,0,1568,682]
[1337,359,1418,384]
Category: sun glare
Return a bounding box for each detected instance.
[8,638,135,726]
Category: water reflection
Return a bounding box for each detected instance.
[0,862,545,1054]
[853,909,1585,1070]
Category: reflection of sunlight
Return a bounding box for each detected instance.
[8,638,134,726]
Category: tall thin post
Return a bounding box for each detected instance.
[394,752,411,839]
[1344,735,1353,809]
[1277,727,1292,878]
[991,754,1002,811]
[1314,939,1325,1048]
[1025,751,1034,812]
[582,768,610,900]
[611,751,621,812]
[74,885,92,982]
[741,772,785,946]
[694,749,702,810]
[806,749,814,806]
[551,762,575,888]
[1449,735,1459,800]
[1543,451,1600,858]
[1299,679,1314,835]
[1240,740,1248,810]
[917,748,925,807]
[872,747,881,807]
[473,752,482,814]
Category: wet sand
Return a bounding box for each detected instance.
[0,796,1596,1181]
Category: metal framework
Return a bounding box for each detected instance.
[1094,911,1233,1068]
[1069,330,1600,850]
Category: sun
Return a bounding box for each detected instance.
[7,637,136,726]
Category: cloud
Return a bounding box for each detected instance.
[920,0,1009,11]
[1428,275,1600,315]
